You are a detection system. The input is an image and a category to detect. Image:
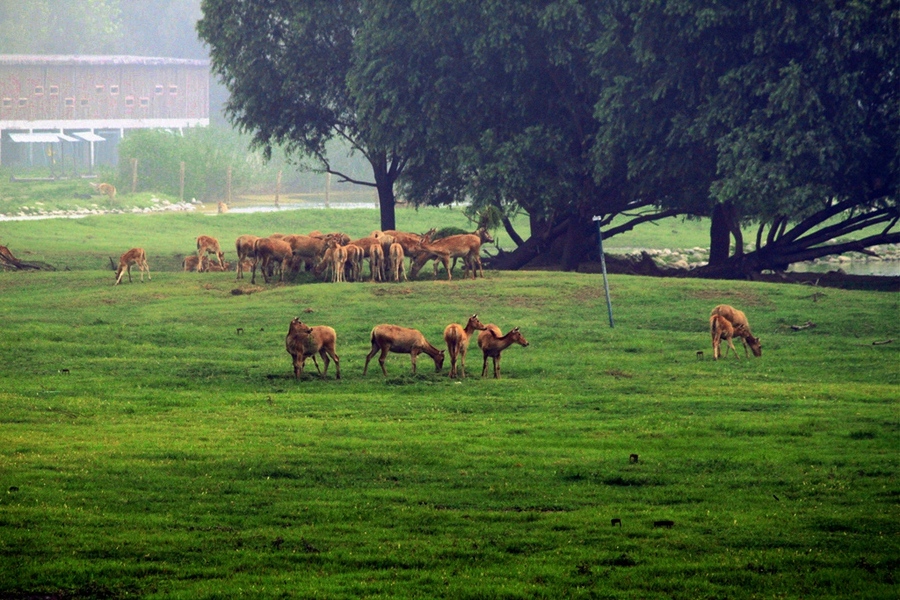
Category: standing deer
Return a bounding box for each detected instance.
[710,314,738,360]
[444,314,488,378]
[710,304,762,357]
[364,324,445,376]
[285,318,341,379]
[90,182,116,200]
[251,237,293,284]
[234,235,260,279]
[114,248,151,285]
[197,235,225,270]
[477,324,529,379]
[388,242,407,282]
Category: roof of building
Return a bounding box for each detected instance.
[0,55,209,67]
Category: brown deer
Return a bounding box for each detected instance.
[380,228,436,254]
[331,244,348,283]
[369,242,386,282]
[388,242,407,282]
[285,318,341,379]
[197,235,225,270]
[234,235,260,279]
[710,314,738,360]
[182,255,210,272]
[114,248,150,285]
[217,201,229,214]
[408,230,490,280]
[90,182,116,200]
[477,324,529,379]
[710,305,762,357]
[251,237,293,284]
[444,314,488,378]
[364,324,445,376]
[344,244,364,282]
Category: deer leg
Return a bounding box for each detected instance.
[318,351,329,378]
[330,350,341,379]
[493,355,501,379]
[459,345,467,378]
[379,345,390,376]
[363,344,380,376]
[127,265,133,283]
[481,353,489,378]
[410,349,420,375]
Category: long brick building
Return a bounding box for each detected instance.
[0,55,209,170]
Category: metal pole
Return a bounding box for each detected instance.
[593,216,614,328]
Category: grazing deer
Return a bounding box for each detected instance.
[444,314,488,378]
[251,237,293,284]
[477,324,529,379]
[114,248,150,285]
[234,235,260,279]
[408,230,490,280]
[364,324,445,376]
[197,235,225,270]
[710,304,762,357]
[380,228,436,254]
[388,242,407,282]
[90,182,116,200]
[710,314,738,360]
[285,318,341,379]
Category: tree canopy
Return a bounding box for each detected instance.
[198,0,407,230]
[355,0,897,272]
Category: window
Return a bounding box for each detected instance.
[18,98,27,108]
[154,85,164,95]
[49,85,59,95]
[64,97,75,107]
[1,98,11,108]
[34,86,44,96]
[139,97,149,107]
[125,96,135,107]
[169,85,178,95]
[110,85,119,95]
[80,98,89,107]
[95,85,105,94]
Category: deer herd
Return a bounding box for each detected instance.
[113,228,762,380]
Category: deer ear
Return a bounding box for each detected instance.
[513,326,519,332]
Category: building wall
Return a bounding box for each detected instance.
[0,56,209,122]
[0,56,210,168]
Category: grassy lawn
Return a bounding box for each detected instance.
[0,205,897,598]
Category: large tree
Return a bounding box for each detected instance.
[593,0,899,276]
[351,0,683,270]
[197,0,406,230]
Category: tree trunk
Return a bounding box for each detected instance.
[561,218,596,271]
[708,203,732,266]
[376,178,396,231]
[502,216,525,246]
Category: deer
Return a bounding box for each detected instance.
[283,234,330,272]
[89,182,116,200]
[114,248,150,285]
[196,235,225,270]
[444,314,488,378]
[710,304,762,357]
[379,228,436,254]
[388,242,407,282]
[331,243,348,283]
[344,244,364,282]
[285,318,341,379]
[217,201,229,214]
[182,255,210,272]
[477,324,529,379]
[710,314,739,360]
[234,235,260,279]
[363,324,445,376]
[369,241,386,282]
[251,237,293,284]
[408,230,491,280]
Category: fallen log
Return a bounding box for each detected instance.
[0,244,46,271]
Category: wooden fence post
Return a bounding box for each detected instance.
[275,169,282,209]
[130,158,138,194]
[179,161,185,202]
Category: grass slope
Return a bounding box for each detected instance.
[0,257,897,598]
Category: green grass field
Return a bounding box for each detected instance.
[0,207,898,599]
